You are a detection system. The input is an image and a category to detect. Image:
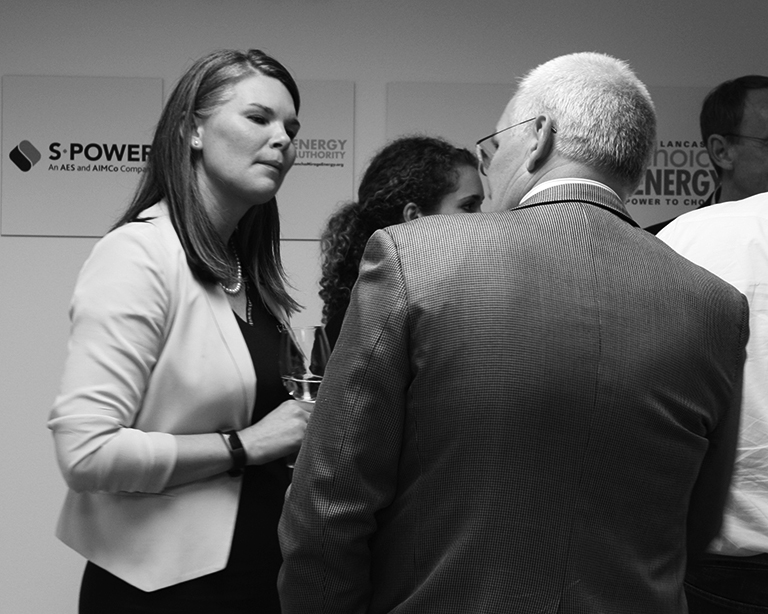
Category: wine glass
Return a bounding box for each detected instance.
[278,326,330,467]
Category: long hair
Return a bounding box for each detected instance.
[509,52,656,193]
[319,135,477,323]
[113,49,301,314]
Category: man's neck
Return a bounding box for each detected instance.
[719,182,750,204]
[527,160,631,202]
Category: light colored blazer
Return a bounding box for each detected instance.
[49,202,257,591]
[279,184,748,614]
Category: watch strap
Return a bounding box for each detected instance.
[219,430,247,477]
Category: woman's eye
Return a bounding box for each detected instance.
[249,115,268,125]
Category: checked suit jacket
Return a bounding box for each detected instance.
[278,183,748,614]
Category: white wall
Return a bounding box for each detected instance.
[2,0,767,611]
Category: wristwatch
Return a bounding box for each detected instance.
[219,430,247,477]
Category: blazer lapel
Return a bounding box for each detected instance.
[203,285,255,425]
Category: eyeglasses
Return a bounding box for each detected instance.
[475,118,535,176]
[723,133,768,149]
[475,117,556,175]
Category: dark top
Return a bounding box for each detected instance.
[80,282,291,613]
[226,282,293,607]
[324,308,346,350]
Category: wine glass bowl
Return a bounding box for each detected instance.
[278,326,330,469]
[278,326,331,402]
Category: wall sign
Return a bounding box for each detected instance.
[279,80,355,240]
[2,75,163,237]
[626,86,714,229]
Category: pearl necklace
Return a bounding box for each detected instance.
[220,250,244,296]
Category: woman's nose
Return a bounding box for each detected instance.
[270,125,292,149]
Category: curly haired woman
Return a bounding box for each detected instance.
[319,135,483,347]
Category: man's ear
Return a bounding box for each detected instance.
[402,202,422,221]
[525,115,556,173]
[707,134,735,172]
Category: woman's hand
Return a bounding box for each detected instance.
[163,400,312,487]
[239,399,314,465]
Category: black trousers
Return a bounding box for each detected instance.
[686,553,768,614]
[79,560,281,614]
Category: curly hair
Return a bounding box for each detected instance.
[319,135,477,324]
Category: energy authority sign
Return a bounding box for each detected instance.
[294,138,349,168]
[2,75,162,237]
[278,80,355,240]
[624,86,715,230]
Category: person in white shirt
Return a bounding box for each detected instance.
[647,75,768,234]
[659,194,768,613]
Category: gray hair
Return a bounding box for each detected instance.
[509,52,656,191]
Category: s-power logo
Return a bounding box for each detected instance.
[9,140,41,172]
[8,140,150,174]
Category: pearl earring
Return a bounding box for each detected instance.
[192,138,201,149]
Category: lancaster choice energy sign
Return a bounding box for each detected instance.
[625,86,715,229]
[2,75,162,237]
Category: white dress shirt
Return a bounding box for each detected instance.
[659,193,768,556]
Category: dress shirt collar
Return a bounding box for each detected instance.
[520,178,621,205]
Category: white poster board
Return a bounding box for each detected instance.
[626,86,714,229]
[279,80,355,240]
[2,75,162,237]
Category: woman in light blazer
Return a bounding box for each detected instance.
[48,49,312,613]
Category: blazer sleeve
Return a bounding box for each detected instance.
[48,222,176,494]
[278,228,411,614]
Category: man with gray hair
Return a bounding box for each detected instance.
[278,52,748,614]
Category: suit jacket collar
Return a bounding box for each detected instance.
[512,181,639,228]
